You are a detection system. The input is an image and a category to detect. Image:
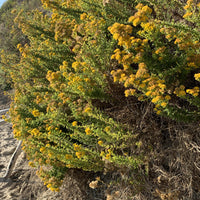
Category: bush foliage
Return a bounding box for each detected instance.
[1,0,200,196]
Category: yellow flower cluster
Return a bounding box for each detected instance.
[160,22,199,68]
[105,149,112,160]
[41,0,50,8]
[46,71,61,82]
[194,73,200,81]
[108,23,133,48]
[73,143,85,159]
[160,26,200,71]
[124,89,136,97]
[84,107,92,113]
[138,21,156,36]
[174,85,186,97]
[104,126,111,132]
[160,27,177,42]
[73,143,81,151]
[72,121,77,126]
[72,61,86,72]
[98,140,103,146]
[32,109,40,117]
[183,0,194,18]
[136,62,149,78]
[54,19,75,41]
[59,61,68,72]
[28,161,36,167]
[58,92,68,104]
[30,128,42,137]
[75,151,85,159]
[38,167,62,192]
[128,4,152,27]
[77,13,105,37]
[175,34,199,51]
[155,46,166,55]
[35,95,42,104]
[80,13,87,20]
[46,70,62,92]
[186,87,199,97]
[85,127,91,135]
[13,129,22,137]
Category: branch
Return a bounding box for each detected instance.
[0,140,22,182]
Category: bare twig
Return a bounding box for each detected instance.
[0,140,22,182]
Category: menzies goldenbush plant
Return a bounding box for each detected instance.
[1,0,200,195]
[2,0,144,191]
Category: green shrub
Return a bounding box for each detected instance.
[2,0,200,193]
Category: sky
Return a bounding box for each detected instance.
[0,0,7,8]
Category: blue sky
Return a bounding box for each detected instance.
[0,0,7,8]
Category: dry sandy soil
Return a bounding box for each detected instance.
[0,91,107,200]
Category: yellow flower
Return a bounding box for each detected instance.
[98,140,103,146]
[193,93,199,97]
[73,143,81,151]
[179,90,186,96]
[72,121,77,126]
[140,83,146,88]
[32,109,40,117]
[155,47,166,54]
[104,126,111,132]
[17,43,22,49]
[194,73,200,81]
[165,95,171,100]
[145,91,152,96]
[138,62,146,68]
[183,12,192,18]
[31,128,41,136]
[123,64,129,70]
[76,151,85,159]
[141,22,155,32]
[28,161,35,167]
[124,90,130,97]
[124,89,136,97]
[156,110,161,115]
[105,153,111,159]
[85,127,91,135]
[152,96,161,103]
[128,15,135,23]
[142,5,152,14]
[84,107,92,113]
[40,147,46,153]
[77,85,84,92]
[161,102,167,108]
[135,3,144,10]
[1,115,6,119]
[133,18,140,26]
[187,62,197,68]
[186,87,199,97]
[80,13,87,21]
[46,144,50,148]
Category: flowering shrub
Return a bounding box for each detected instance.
[1,0,200,195]
[109,1,200,122]
[1,0,146,191]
